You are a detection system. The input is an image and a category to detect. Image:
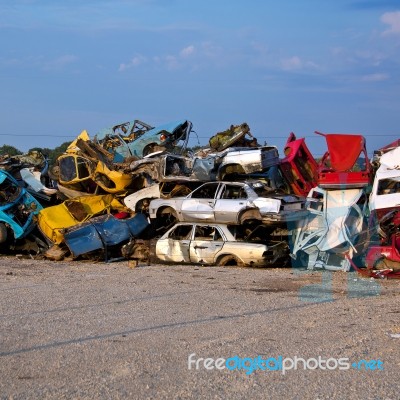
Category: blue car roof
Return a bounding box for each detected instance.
[142,119,188,136]
[95,120,137,141]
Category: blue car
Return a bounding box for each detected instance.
[0,170,43,245]
[94,119,192,162]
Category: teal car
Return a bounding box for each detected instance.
[94,119,192,162]
[0,170,43,245]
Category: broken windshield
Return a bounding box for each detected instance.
[0,177,21,205]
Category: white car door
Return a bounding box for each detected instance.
[181,183,221,222]
[213,183,247,223]
[189,225,224,264]
[156,224,193,262]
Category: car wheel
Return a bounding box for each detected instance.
[238,209,262,225]
[156,207,178,232]
[135,198,152,214]
[217,254,244,267]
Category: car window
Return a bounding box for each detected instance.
[212,228,223,241]
[344,206,362,238]
[245,225,269,242]
[308,190,324,211]
[220,185,244,199]
[169,225,192,240]
[77,157,91,179]
[191,183,219,199]
[194,225,222,241]
[59,156,90,182]
[377,178,400,195]
[59,156,78,182]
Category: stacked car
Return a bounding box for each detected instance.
[289,132,371,271]
[0,117,398,278]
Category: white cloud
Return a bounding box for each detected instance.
[331,47,345,56]
[165,55,179,70]
[280,55,319,72]
[180,45,195,58]
[0,57,20,67]
[281,56,302,71]
[43,54,78,71]
[200,41,220,58]
[361,73,389,82]
[381,11,400,36]
[119,46,195,72]
[118,54,147,71]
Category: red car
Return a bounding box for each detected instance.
[316,131,372,189]
[279,133,318,197]
[362,211,400,279]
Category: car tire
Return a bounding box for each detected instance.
[217,254,244,267]
[156,207,178,232]
[238,208,262,225]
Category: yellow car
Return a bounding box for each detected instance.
[38,194,128,244]
[56,153,133,195]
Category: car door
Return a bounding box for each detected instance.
[213,183,247,223]
[189,225,224,264]
[157,224,193,262]
[181,183,221,222]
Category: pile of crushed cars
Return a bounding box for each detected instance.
[1,117,399,279]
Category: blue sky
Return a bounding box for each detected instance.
[1,0,400,157]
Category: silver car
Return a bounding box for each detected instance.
[148,181,307,226]
[155,222,288,267]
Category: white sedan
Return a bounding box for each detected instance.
[155,222,288,267]
[149,181,307,226]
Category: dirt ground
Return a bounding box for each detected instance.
[0,256,399,399]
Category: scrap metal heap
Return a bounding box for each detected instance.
[1,119,399,278]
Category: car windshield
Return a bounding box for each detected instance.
[59,156,91,182]
[0,177,21,205]
[248,182,275,197]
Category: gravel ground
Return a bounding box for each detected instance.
[0,256,399,399]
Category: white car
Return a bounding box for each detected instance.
[148,181,307,226]
[155,222,288,267]
[369,146,400,216]
[128,146,280,183]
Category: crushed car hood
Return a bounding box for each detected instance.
[317,132,366,172]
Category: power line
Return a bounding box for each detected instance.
[0,134,398,138]
[0,134,75,137]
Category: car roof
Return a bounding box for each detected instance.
[172,222,228,228]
